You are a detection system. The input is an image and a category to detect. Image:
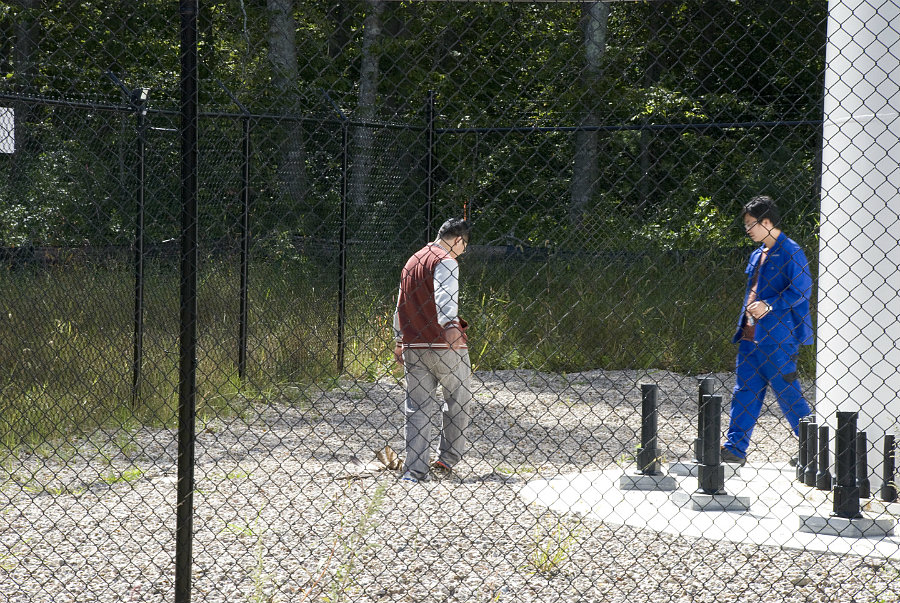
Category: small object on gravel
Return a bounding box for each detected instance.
[376,445,402,471]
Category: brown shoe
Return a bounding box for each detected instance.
[430,459,454,479]
[720,447,747,466]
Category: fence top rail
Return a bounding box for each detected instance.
[0,91,424,130]
[0,92,821,134]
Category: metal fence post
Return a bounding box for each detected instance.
[337,115,349,374]
[132,87,150,402]
[108,70,150,403]
[426,90,435,241]
[176,1,199,601]
[238,111,251,379]
[218,80,253,380]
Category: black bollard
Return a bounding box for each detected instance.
[697,394,726,495]
[694,378,714,465]
[816,425,832,491]
[804,421,818,487]
[637,383,662,476]
[881,435,897,503]
[797,416,811,482]
[856,432,870,499]
[833,411,861,519]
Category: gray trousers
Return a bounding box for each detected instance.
[401,347,472,480]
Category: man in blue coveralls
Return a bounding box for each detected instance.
[720,195,813,466]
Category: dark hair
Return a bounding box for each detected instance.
[741,195,780,227]
[437,217,472,241]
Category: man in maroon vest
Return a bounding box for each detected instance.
[393,218,473,482]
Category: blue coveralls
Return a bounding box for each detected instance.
[722,232,814,459]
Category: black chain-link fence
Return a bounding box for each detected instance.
[2,1,900,601]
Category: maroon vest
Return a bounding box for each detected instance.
[397,244,461,346]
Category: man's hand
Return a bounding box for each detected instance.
[394,342,404,366]
[747,301,771,320]
[444,324,466,349]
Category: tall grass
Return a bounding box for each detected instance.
[0,248,815,451]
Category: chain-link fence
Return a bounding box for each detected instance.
[2,1,899,601]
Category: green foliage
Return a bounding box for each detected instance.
[0,1,825,248]
[463,250,754,375]
[326,482,389,603]
[524,518,580,577]
[0,243,819,451]
[0,1,826,453]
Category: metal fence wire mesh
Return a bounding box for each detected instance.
[1,0,900,601]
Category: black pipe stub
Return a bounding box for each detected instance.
[694,378,714,465]
[857,432,870,499]
[619,383,676,491]
[698,394,726,495]
[833,412,861,520]
[637,383,661,476]
[816,425,833,492]
[799,415,895,537]
[804,422,818,488]
[797,416,811,482]
[671,393,750,510]
[881,435,897,503]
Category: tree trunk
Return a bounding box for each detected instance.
[327,1,351,59]
[266,0,307,205]
[638,3,663,211]
[570,1,609,230]
[349,0,385,210]
[10,0,40,183]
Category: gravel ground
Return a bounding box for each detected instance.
[1,369,898,603]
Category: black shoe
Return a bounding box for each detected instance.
[720,447,746,466]
[788,456,799,467]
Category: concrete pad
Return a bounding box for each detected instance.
[619,472,678,491]
[518,462,900,559]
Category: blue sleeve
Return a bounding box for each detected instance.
[765,243,812,311]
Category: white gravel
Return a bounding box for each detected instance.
[1,369,897,602]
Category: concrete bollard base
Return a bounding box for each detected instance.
[618,472,678,491]
[671,490,751,512]
[798,513,896,538]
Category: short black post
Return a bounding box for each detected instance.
[881,435,897,503]
[816,424,832,491]
[637,384,661,476]
[804,421,818,487]
[856,431,870,499]
[697,394,725,495]
[797,416,810,482]
[833,411,861,519]
[694,378,714,464]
